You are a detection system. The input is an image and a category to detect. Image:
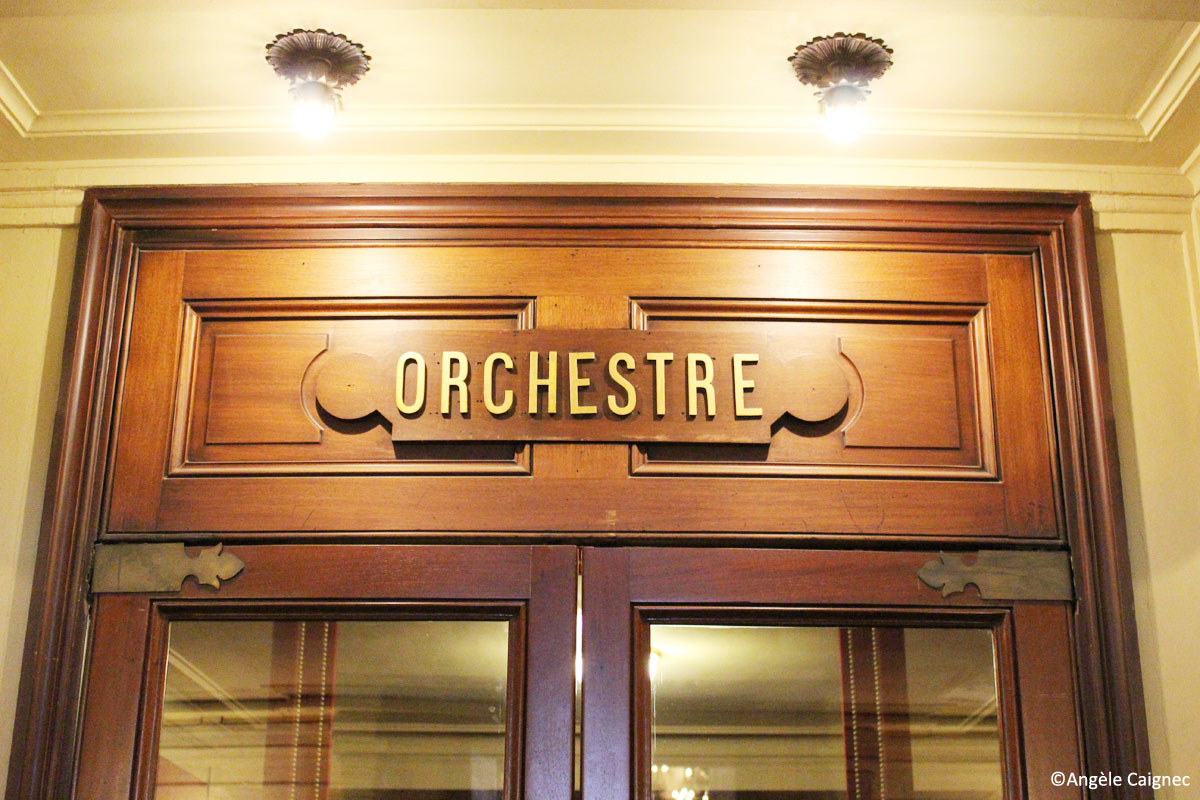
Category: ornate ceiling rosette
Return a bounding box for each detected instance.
[265,28,371,88]
[788,32,893,88]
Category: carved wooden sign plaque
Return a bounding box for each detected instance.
[310,330,853,443]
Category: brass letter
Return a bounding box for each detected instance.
[646,352,674,416]
[529,351,558,415]
[440,351,470,415]
[607,352,637,416]
[568,352,598,415]
[395,351,426,414]
[732,353,763,418]
[484,352,515,415]
[687,353,716,418]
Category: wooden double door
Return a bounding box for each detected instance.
[78,544,1078,800]
[8,187,1147,800]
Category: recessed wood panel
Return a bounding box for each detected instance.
[172,299,534,478]
[205,333,326,445]
[840,336,961,450]
[633,300,991,479]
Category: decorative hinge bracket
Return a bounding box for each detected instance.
[917,550,1073,601]
[91,543,245,594]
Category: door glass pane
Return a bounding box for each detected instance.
[649,625,1002,800]
[156,618,510,800]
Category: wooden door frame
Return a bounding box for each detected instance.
[7,185,1147,799]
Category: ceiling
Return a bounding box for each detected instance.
[3,0,1200,169]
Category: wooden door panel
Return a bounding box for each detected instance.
[579,547,1086,800]
[74,545,577,800]
[106,242,1058,538]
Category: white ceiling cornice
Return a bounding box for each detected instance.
[1181,135,1200,193]
[1136,23,1200,139]
[0,59,37,135]
[7,103,1148,142]
[2,22,1200,152]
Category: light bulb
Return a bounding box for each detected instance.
[823,102,862,143]
[294,100,334,138]
[819,81,868,143]
[292,80,338,139]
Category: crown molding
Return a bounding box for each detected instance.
[1136,23,1200,140]
[0,59,37,136]
[0,155,1189,230]
[0,152,1189,191]
[13,103,1149,143]
[1182,136,1200,195]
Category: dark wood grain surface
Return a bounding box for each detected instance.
[71,544,577,800]
[104,228,1056,537]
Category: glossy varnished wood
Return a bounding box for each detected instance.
[581,548,632,800]
[100,201,1060,537]
[107,251,186,529]
[103,234,1056,537]
[181,246,990,302]
[1013,603,1085,800]
[9,186,1148,800]
[589,547,1077,800]
[73,544,577,800]
[74,594,152,800]
[175,297,533,476]
[524,547,579,800]
[634,298,993,477]
[167,544,542,599]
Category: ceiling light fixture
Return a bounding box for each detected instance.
[266,29,371,139]
[789,32,893,143]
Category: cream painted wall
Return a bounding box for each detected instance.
[0,225,76,791]
[1095,228,1200,798]
[0,165,1198,797]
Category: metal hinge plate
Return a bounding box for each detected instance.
[91,543,245,594]
[918,550,1073,601]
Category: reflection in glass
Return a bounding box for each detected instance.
[649,625,1002,800]
[155,619,509,800]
